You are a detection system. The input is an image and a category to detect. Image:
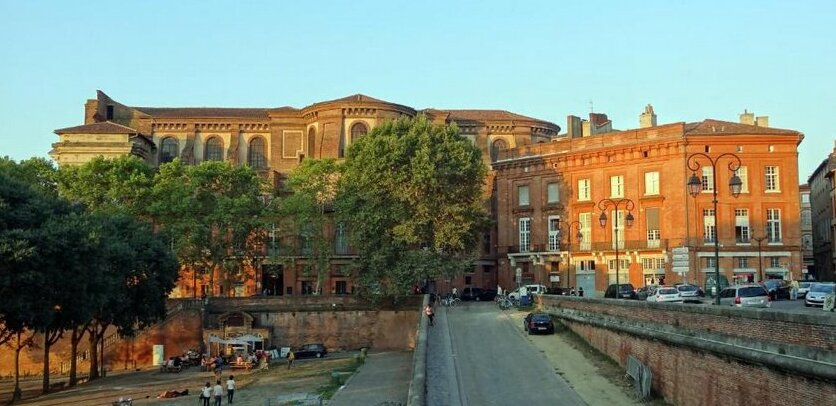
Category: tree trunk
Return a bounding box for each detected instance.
[13,332,23,402]
[41,333,50,394]
[87,325,99,381]
[68,326,84,386]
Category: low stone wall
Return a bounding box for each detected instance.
[538,295,836,406]
[407,295,429,406]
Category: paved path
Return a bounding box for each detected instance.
[427,302,586,406]
[329,351,412,406]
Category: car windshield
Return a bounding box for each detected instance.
[763,280,783,288]
[739,287,768,297]
[619,284,634,291]
[677,285,697,292]
[532,314,551,321]
[799,282,812,288]
[658,288,678,294]
[811,284,835,293]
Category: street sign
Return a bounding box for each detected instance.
[672,254,689,262]
[672,247,689,255]
[672,266,690,273]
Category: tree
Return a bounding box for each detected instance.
[0,156,58,196]
[57,155,154,216]
[279,159,342,294]
[336,115,489,298]
[149,160,268,297]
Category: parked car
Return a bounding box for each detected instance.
[647,286,683,303]
[294,343,327,359]
[798,281,814,298]
[508,284,548,301]
[546,287,568,295]
[804,283,836,307]
[637,285,657,301]
[524,312,555,335]
[762,279,791,300]
[604,284,637,299]
[675,284,704,301]
[460,287,497,301]
[717,284,770,308]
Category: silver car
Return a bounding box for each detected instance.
[676,284,702,301]
[804,283,835,307]
[797,282,813,299]
[718,284,770,308]
[647,286,683,303]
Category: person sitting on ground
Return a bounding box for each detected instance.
[157,389,189,398]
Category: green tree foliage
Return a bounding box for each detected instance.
[57,155,154,215]
[336,115,489,297]
[0,156,58,196]
[279,158,342,293]
[149,160,268,296]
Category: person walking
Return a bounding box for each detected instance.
[201,382,211,406]
[452,286,458,298]
[578,286,584,297]
[213,380,223,406]
[425,302,435,326]
[287,349,295,370]
[226,375,236,404]
[790,279,799,300]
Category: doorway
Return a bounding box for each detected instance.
[261,265,283,296]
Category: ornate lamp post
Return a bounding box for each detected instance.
[686,152,743,305]
[597,198,636,291]
[563,220,583,290]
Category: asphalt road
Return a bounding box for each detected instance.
[426,302,585,406]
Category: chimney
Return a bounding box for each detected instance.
[755,116,769,127]
[739,109,755,125]
[84,99,100,124]
[639,104,657,128]
[566,115,583,138]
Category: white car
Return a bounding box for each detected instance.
[804,283,835,307]
[797,282,813,298]
[508,284,547,301]
[646,286,683,303]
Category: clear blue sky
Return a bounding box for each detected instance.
[1,0,833,182]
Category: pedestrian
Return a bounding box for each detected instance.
[570,286,576,296]
[497,285,503,297]
[200,382,211,406]
[790,279,799,300]
[287,349,295,369]
[452,286,458,298]
[213,380,223,406]
[425,302,435,326]
[578,286,584,297]
[226,375,235,404]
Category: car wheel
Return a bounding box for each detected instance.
[316,352,322,358]
[475,297,481,302]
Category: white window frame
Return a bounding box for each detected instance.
[547,215,560,251]
[735,166,749,193]
[519,217,531,253]
[644,171,659,195]
[770,257,780,268]
[610,175,624,198]
[735,208,750,243]
[578,179,591,201]
[703,208,716,243]
[766,208,782,243]
[608,258,630,271]
[737,257,749,268]
[579,212,592,251]
[518,185,530,206]
[547,182,560,204]
[702,166,714,192]
[765,166,780,192]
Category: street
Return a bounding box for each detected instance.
[426,302,587,406]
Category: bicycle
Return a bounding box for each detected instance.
[497,296,513,310]
[442,295,461,307]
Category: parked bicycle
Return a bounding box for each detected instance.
[441,294,461,307]
[497,295,514,310]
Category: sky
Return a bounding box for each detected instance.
[1,0,834,182]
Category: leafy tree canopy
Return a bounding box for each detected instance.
[57,155,154,215]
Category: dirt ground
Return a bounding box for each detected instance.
[8,356,355,406]
[504,309,669,406]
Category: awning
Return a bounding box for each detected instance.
[237,334,264,342]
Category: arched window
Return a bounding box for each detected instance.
[248,137,266,169]
[205,137,223,161]
[160,137,179,163]
[490,139,508,162]
[307,127,316,159]
[350,122,368,143]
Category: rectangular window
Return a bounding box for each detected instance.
[518,185,530,206]
[801,211,811,227]
[770,257,780,268]
[735,209,750,243]
[335,223,348,255]
[579,213,591,251]
[642,257,666,271]
[736,257,749,268]
[610,175,624,198]
[548,216,560,251]
[703,209,716,243]
[576,260,596,271]
[766,208,782,242]
[644,171,660,195]
[702,167,714,192]
[611,210,625,249]
[578,179,591,201]
[735,167,749,193]
[765,166,780,192]
[519,217,531,253]
[608,259,630,270]
[301,281,314,295]
[645,208,660,248]
[335,281,348,295]
[482,232,492,255]
[704,257,717,270]
[547,182,560,204]
[801,194,810,204]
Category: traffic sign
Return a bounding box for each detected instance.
[672,254,689,262]
[672,267,690,273]
[672,247,689,254]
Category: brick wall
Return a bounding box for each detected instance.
[540,296,836,406]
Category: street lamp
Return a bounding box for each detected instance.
[563,220,583,290]
[752,232,767,282]
[597,198,636,291]
[686,152,742,305]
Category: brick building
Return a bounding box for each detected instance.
[799,183,815,278]
[808,141,836,281]
[493,107,804,297]
[51,90,560,297]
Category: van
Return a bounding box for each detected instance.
[525,284,548,295]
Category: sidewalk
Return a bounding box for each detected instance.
[329,350,412,406]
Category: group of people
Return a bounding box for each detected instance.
[200,376,236,406]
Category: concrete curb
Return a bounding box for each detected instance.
[407,294,429,406]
